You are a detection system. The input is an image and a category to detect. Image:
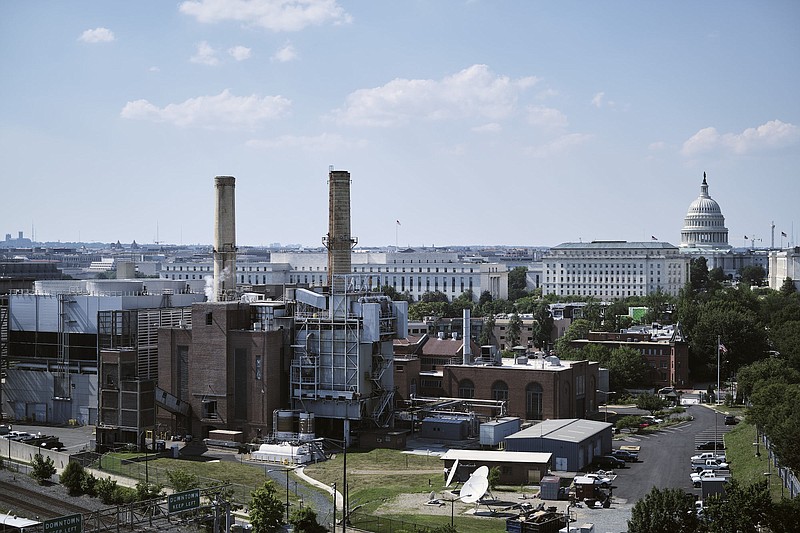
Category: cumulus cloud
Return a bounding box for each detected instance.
[78,27,115,43]
[471,123,502,133]
[591,92,605,108]
[246,133,366,151]
[681,120,799,156]
[332,64,538,127]
[120,89,291,129]
[228,45,252,61]
[526,105,568,131]
[272,42,298,62]
[191,41,220,65]
[179,0,352,32]
[526,133,593,158]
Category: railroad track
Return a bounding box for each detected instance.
[0,479,94,521]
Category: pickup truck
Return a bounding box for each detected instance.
[691,452,727,463]
[690,469,725,487]
[693,459,729,472]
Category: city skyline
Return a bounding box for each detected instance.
[1,1,798,248]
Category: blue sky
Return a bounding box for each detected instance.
[1,1,798,248]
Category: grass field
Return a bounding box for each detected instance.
[721,418,784,501]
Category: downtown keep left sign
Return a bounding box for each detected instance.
[43,514,82,533]
[168,489,201,513]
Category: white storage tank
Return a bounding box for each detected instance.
[86,280,143,295]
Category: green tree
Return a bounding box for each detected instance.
[689,256,711,294]
[31,453,57,485]
[708,266,727,284]
[636,393,667,415]
[135,481,164,501]
[616,415,643,433]
[508,267,528,301]
[420,291,449,303]
[627,486,698,533]
[702,479,772,532]
[643,288,674,325]
[479,314,496,347]
[60,460,87,495]
[530,301,554,350]
[780,277,797,295]
[608,347,652,391]
[488,466,501,491]
[250,481,285,532]
[289,506,326,533]
[748,382,800,472]
[507,312,522,348]
[167,468,200,492]
[478,290,493,308]
[738,264,767,286]
[555,319,591,355]
[737,357,800,401]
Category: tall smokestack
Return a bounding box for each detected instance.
[324,169,357,291]
[213,176,236,301]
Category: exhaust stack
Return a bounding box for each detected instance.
[463,308,472,364]
[213,176,236,301]
[323,169,357,292]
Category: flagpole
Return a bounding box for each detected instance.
[717,334,721,405]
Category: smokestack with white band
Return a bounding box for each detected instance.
[213,176,236,301]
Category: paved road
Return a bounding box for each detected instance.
[610,405,733,502]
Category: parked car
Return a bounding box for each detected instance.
[693,459,729,472]
[642,415,664,424]
[691,451,727,463]
[594,455,627,469]
[696,440,725,450]
[658,387,675,395]
[611,449,639,462]
[724,415,738,425]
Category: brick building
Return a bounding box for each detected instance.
[157,301,291,440]
[568,324,689,388]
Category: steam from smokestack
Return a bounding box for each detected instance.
[324,169,357,292]
[213,176,236,301]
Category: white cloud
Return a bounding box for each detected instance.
[179,0,352,32]
[120,89,291,129]
[228,45,252,61]
[78,27,115,43]
[148,66,161,72]
[648,141,667,151]
[681,120,799,156]
[191,41,220,66]
[272,42,298,62]
[526,105,568,131]
[526,133,593,158]
[246,133,365,151]
[591,92,605,108]
[332,64,538,127]
[471,123,501,133]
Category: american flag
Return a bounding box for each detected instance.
[782,231,788,237]
[651,236,657,240]
[719,343,728,354]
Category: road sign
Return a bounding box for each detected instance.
[43,514,82,533]
[168,489,201,513]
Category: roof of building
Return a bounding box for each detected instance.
[506,418,612,443]
[550,241,678,251]
[440,449,553,464]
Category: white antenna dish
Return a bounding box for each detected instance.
[472,465,489,480]
[445,459,459,487]
[459,475,489,504]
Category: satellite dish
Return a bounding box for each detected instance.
[472,465,489,481]
[459,475,489,504]
[445,459,459,487]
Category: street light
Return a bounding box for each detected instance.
[313,436,348,533]
[596,390,616,422]
[267,467,295,524]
